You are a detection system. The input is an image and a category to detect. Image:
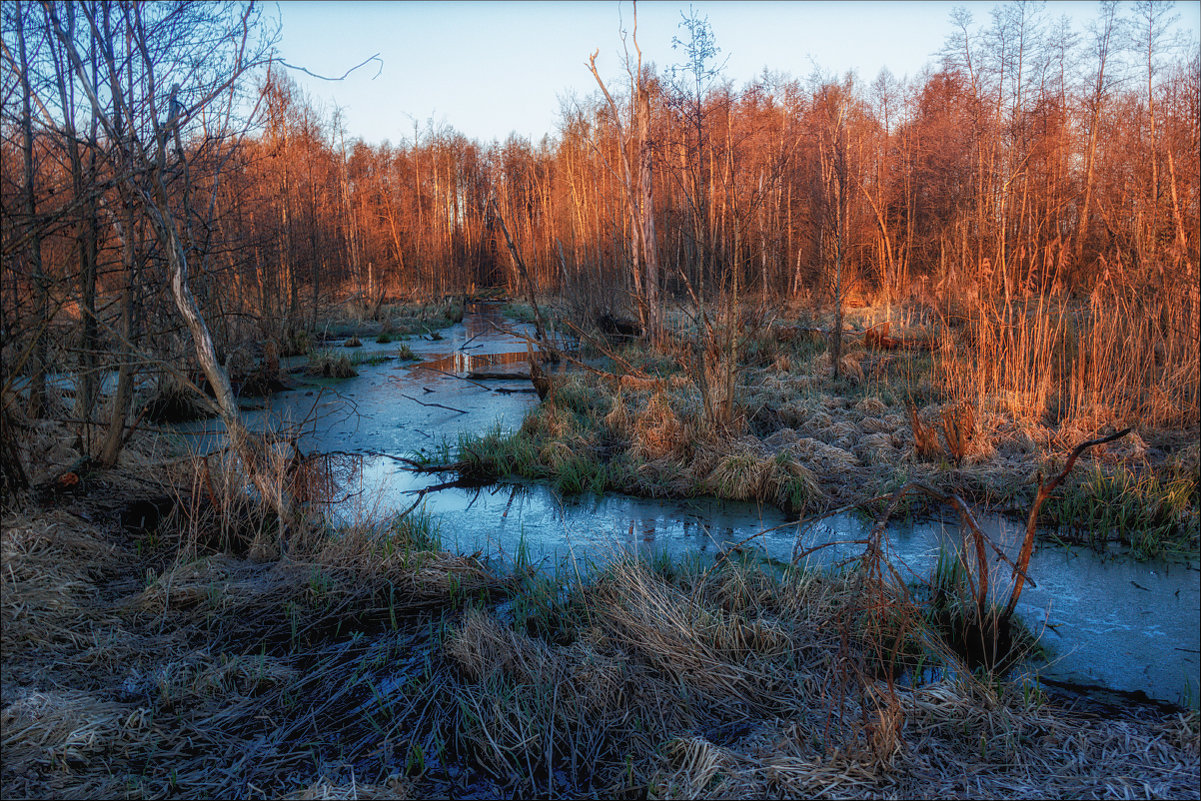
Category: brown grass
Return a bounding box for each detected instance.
[3,470,1198,799]
[631,392,691,462]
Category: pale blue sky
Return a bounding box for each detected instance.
[274,1,1201,146]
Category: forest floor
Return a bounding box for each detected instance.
[451,298,1200,561]
[2,431,1198,799]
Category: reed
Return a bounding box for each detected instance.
[936,270,1199,432]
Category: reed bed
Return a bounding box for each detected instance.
[936,276,1200,434]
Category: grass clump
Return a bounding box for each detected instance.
[396,343,417,361]
[305,349,358,379]
[1041,462,1200,558]
[141,375,214,423]
[500,301,537,324]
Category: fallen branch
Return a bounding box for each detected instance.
[788,494,894,564]
[360,450,461,473]
[468,370,532,381]
[775,325,829,343]
[398,392,466,415]
[863,322,936,352]
[1003,427,1132,619]
[490,197,548,347]
[414,365,495,391]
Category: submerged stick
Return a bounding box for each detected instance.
[787,494,894,564]
[398,392,466,415]
[417,365,494,391]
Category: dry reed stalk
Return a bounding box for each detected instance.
[937,271,1199,435]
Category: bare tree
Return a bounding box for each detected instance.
[587,1,661,342]
[43,1,289,527]
[815,79,850,379]
[8,1,48,419]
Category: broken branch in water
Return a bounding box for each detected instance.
[1003,426,1133,619]
[469,370,532,381]
[359,450,461,473]
[416,364,495,391]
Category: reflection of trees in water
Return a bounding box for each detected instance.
[417,350,530,375]
[461,303,509,339]
[297,450,366,508]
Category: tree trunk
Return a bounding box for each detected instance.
[15,0,47,419]
[637,86,661,343]
[99,188,139,467]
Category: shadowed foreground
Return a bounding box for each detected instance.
[1,433,1197,800]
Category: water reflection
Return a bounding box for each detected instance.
[415,350,531,376]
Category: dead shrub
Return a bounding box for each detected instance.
[908,405,942,461]
[940,402,977,466]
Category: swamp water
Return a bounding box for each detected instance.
[179,304,1200,707]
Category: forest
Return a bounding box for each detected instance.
[1,1,1199,799]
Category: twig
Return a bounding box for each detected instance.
[398,392,466,415]
[1003,426,1132,619]
[277,53,383,81]
[416,364,494,391]
[792,538,872,563]
[789,494,896,564]
[356,450,457,473]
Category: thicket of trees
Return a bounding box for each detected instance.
[2,1,1198,459]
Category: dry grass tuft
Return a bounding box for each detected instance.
[286,775,411,800]
[632,392,691,462]
[602,389,630,435]
[1,689,152,773]
[1,512,119,652]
